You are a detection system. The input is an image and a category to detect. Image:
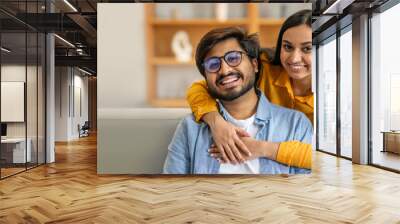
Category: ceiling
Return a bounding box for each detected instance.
[0,0,99,74]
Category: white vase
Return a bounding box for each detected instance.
[171,31,192,63]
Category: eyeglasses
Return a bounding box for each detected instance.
[202,50,247,73]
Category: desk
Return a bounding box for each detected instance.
[381,131,400,154]
[1,138,31,163]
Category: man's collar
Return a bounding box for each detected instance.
[217,89,272,123]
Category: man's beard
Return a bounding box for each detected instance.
[207,71,255,101]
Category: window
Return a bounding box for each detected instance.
[339,28,352,158]
[370,2,400,171]
[0,2,47,179]
[317,36,337,155]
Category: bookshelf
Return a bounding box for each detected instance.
[145,3,285,107]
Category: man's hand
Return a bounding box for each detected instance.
[209,137,280,163]
[203,112,252,164]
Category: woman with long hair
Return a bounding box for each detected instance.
[186,9,313,169]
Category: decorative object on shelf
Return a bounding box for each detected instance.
[171,8,179,19]
[171,30,192,62]
[215,3,228,21]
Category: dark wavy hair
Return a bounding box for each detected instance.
[270,9,312,65]
[195,26,260,77]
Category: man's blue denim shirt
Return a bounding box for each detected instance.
[163,90,313,174]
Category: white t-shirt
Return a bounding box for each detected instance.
[218,113,260,174]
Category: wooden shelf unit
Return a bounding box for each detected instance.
[152,57,195,66]
[150,99,188,108]
[145,3,285,107]
[151,19,249,26]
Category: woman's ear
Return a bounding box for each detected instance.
[252,58,258,73]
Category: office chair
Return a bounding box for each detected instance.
[79,121,90,138]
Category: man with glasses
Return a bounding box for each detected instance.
[163,27,312,174]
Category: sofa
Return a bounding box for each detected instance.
[97,108,191,174]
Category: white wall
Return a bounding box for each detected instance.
[98,3,147,109]
[1,65,38,138]
[97,3,205,109]
[73,73,89,138]
[75,74,89,122]
[1,65,26,81]
[1,64,46,164]
[55,67,89,141]
[55,67,69,141]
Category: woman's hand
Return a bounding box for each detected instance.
[209,137,280,162]
[203,112,252,164]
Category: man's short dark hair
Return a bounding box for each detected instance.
[195,26,260,77]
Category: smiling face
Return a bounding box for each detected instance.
[203,38,258,102]
[280,24,312,80]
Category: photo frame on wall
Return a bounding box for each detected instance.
[98,2,313,175]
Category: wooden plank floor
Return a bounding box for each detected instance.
[1,167,26,178]
[372,151,400,171]
[1,134,400,224]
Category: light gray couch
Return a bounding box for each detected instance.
[97,108,191,174]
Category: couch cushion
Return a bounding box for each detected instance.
[98,108,191,174]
